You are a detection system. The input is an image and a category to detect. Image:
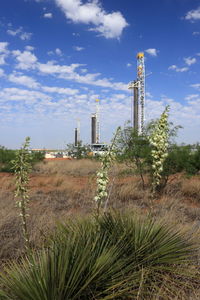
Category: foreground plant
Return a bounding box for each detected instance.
[0,211,198,299]
[149,106,170,196]
[94,128,120,214]
[12,137,32,249]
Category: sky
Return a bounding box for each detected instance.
[0,0,200,149]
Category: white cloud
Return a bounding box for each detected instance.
[41,86,79,95]
[126,63,132,67]
[72,32,80,36]
[0,56,6,65]
[74,46,84,51]
[11,48,128,92]
[7,28,21,36]
[55,0,128,39]
[168,65,189,72]
[168,65,176,70]
[37,61,81,74]
[185,94,199,101]
[20,32,32,41]
[193,31,200,35]
[37,59,128,91]
[7,26,32,40]
[12,50,37,70]
[145,48,158,56]
[80,68,87,73]
[0,68,4,77]
[8,73,39,89]
[55,48,62,56]
[0,42,9,53]
[25,45,35,51]
[0,88,51,103]
[191,83,200,90]
[184,56,196,66]
[0,42,9,65]
[176,67,189,72]
[44,13,53,18]
[47,48,63,56]
[146,92,153,98]
[185,7,200,21]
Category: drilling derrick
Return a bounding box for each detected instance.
[95,99,100,144]
[91,99,100,144]
[75,118,80,146]
[74,128,78,147]
[137,52,145,134]
[91,114,97,144]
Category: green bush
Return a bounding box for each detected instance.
[190,144,200,174]
[162,144,200,179]
[0,146,16,172]
[0,212,198,299]
[0,146,44,173]
[30,151,45,165]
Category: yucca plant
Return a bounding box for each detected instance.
[148,106,170,196]
[12,137,32,249]
[94,127,120,215]
[0,212,198,299]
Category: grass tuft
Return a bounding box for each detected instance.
[0,211,199,299]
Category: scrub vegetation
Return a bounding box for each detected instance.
[0,108,200,299]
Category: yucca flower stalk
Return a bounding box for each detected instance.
[94,128,120,215]
[12,137,32,249]
[149,106,170,196]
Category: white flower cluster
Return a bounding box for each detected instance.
[94,149,116,209]
[148,106,170,194]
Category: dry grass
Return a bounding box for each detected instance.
[0,160,200,277]
[34,159,100,176]
[34,159,133,177]
[181,177,200,201]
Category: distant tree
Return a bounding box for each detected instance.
[0,146,16,172]
[30,151,45,165]
[66,141,91,159]
[116,123,151,189]
[115,118,182,191]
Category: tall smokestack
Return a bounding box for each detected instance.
[74,128,78,146]
[133,80,139,131]
[91,114,97,144]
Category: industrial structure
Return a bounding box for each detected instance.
[74,119,80,147]
[91,99,100,145]
[90,99,108,155]
[128,52,145,134]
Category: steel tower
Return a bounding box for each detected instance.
[137,52,145,134]
[95,99,100,143]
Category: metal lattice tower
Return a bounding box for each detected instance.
[77,118,80,143]
[95,99,100,143]
[137,52,145,134]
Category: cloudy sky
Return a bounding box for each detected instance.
[0,0,200,149]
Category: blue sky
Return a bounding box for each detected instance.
[0,0,200,149]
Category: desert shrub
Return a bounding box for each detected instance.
[116,126,151,190]
[189,144,200,174]
[30,151,45,165]
[67,142,91,159]
[162,144,200,181]
[0,147,44,173]
[0,147,16,172]
[0,212,198,299]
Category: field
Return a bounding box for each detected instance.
[1,159,200,260]
[1,159,200,298]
